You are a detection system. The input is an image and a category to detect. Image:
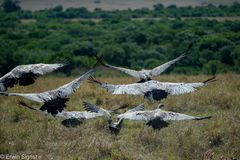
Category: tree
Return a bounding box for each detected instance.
[52,5,63,12]
[153,3,164,11]
[73,42,97,57]
[1,0,20,12]
[131,32,147,45]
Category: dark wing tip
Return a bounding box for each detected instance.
[183,41,194,55]
[203,76,217,84]
[55,58,69,66]
[94,54,108,68]
[0,91,9,96]
[18,100,37,110]
[93,54,106,67]
[188,41,193,50]
[83,101,99,112]
[196,116,212,120]
[88,76,102,85]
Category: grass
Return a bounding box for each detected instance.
[0,73,239,159]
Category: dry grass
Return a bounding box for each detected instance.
[0,73,239,159]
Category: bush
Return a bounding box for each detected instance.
[1,0,20,12]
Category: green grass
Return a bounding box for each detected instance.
[0,74,239,159]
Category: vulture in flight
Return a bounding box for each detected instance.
[83,101,114,124]
[117,104,212,130]
[0,63,65,92]
[89,76,216,101]
[18,101,108,128]
[83,102,145,134]
[96,42,193,83]
[0,69,94,116]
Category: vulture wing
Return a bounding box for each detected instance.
[1,69,94,115]
[125,103,145,113]
[149,54,185,77]
[0,63,65,91]
[95,56,140,79]
[149,42,193,78]
[83,101,111,120]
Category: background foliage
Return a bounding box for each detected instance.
[0,1,240,76]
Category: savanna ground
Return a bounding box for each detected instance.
[14,0,239,10]
[0,73,239,159]
[11,0,240,11]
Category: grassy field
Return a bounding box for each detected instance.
[0,73,239,159]
[9,0,240,11]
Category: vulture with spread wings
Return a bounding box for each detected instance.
[83,102,145,134]
[117,104,212,130]
[18,101,108,127]
[96,42,192,83]
[0,63,65,92]
[0,69,94,115]
[89,76,216,101]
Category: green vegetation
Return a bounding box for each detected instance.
[0,3,240,76]
[1,0,20,13]
[12,2,240,19]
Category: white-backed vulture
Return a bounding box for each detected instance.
[0,63,65,91]
[89,76,216,101]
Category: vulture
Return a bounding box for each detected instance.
[18,101,107,128]
[0,69,94,116]
[117,104,212,130]
[0,63,65,92]
[96,42,193,83]
[83,101,114,124]
[89,76,216,101]
[83,102,145,134]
